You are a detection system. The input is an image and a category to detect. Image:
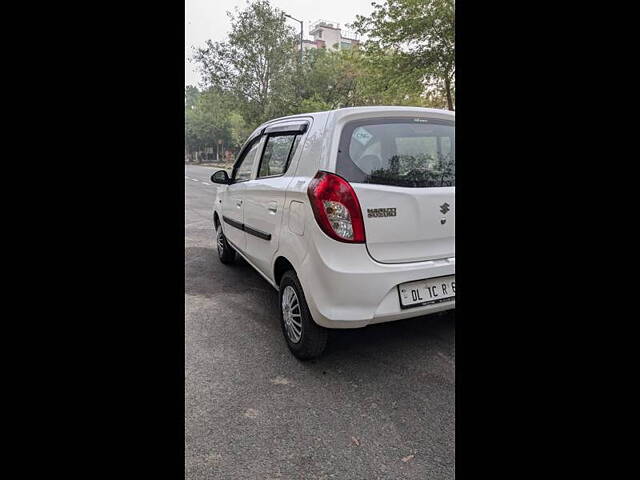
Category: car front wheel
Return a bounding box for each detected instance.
[279,270,328,360]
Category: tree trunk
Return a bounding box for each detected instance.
[444,76,454,111]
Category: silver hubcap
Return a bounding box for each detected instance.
[282,286,302,343]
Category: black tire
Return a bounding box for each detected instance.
[279,270,328,360]
[216,224,236,264]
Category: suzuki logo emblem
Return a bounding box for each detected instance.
[440,202,450,214]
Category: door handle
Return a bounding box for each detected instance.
[236,200,243,207]
[267,202,277,213]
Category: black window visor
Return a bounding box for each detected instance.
[263,122,308,135]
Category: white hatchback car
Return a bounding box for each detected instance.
[211,106,455,359]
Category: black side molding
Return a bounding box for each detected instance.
[222,216,272,241]
[244,225,271,241]
[223,215,243,231]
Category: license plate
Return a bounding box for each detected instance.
[398,275,455,309]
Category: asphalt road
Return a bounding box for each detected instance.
[185,164,455,480]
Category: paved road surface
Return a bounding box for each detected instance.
[185,164,455,480]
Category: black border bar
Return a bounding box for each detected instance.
[222,215,272,241]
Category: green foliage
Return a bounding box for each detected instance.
[352,0,455,110]
[192,0,298,125]
[184,86,252,156]
[186,0,455,159]
[185,85,200,108]
[227,111,253,150]
[292,46,440,110]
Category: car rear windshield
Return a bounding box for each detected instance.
[336,117,455,188]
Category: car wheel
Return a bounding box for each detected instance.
[279,270,328,360]
[216,224,236,264]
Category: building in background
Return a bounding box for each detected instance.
[302,20,359,51]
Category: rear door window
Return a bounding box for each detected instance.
[337,118,455,187]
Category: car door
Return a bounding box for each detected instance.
[221,136,263,253]
[242,120,309,276]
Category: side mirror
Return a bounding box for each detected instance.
[211,170,230,184]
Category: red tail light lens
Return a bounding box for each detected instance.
[307,171,366,243]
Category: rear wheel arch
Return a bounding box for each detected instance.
[213,211,220,230]
[274,256,295,286]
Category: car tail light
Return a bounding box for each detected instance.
[307,171,366,243]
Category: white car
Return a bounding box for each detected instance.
[211,106,455,359]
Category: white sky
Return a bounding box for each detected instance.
[185,0,376,87]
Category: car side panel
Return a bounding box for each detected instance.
[242,119,314,276]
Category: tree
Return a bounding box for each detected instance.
[270,48,359,112]
[286,47,432,111]
[192,0,298,125]
[185,85,200,108]
[348,46,433,107]
[185,0,456,158]
[185,86,249,160]
[352,0,455,110]
[227,111,253,150]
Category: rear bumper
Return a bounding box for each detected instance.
[298,226,455,329]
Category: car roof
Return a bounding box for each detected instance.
[242,106,454,149]
[260,106,454,127]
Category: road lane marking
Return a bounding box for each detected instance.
[191,179,199,182]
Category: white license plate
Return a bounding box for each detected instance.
[398,275,455,309]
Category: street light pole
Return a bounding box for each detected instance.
[284,13,303,64]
